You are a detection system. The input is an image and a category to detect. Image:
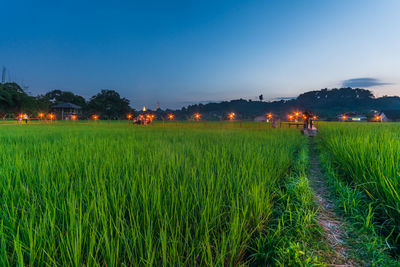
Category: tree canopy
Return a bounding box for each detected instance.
[87,90,132,119]
[44,89,87,107]
[0,83,36,117]
[0,83,398,120]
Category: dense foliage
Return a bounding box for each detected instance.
[1,82,399,120]
[0,83,133,119]
[175,88,400,120]
[86,90,132,119]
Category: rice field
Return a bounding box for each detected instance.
[318,123,400,248]
[0,122,312,266]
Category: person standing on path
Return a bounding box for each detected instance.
[23,114,28,124]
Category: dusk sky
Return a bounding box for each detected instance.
[2,0,400,109]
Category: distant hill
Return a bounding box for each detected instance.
[171,88,400,120]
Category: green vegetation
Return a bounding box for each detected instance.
[318,149,397,266]
[3,121,400,265]
[0,122,324,266]
[318,122,400,261]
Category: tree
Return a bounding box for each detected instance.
[259,94,263,101]
[45,90,86,107]
[87,90,132,119]
[0,83,37,117]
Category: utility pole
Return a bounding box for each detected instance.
[1,67,6,83]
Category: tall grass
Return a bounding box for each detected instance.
[0,123,305,265]
[318,123,400,247]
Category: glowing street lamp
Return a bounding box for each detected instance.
[374,115,381,122]
[127,114,133,120]
[194,113,201,121]
[92,115,98,121]
[228,112,235,121]
[48,113,55,121]
[288,115,294,121]
[168,114,174,120]
[341,115,347,121]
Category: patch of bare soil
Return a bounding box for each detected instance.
[309,138,357,266]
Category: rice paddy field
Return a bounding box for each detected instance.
[318,122,400,262]
[0,122,323,266]
[2,121,400,266]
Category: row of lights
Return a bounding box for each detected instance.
[23,111,316,122]
[341,115,382,121]
[288,112,317,121]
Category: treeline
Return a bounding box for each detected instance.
[175,87,400,120]
[0,83,134,119]
[1,83,399,120]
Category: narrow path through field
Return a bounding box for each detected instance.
[308,137,356,266]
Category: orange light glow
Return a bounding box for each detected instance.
[341,115,347,121]
[49,113,55,119]
[92,115,98,120]
[267,113,273,119]
[313,116,317,120]
[38,113,44,118]
[228,112,235,120]
[289,115,294,120]
[194,113,201,120]
[295,112,300,117]
[375,115,381,121]
[142,106,146,112]
[127,114,133,119]
[71,115,77,120]
[168,114,174,120]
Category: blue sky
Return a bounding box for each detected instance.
[1,0,400,109]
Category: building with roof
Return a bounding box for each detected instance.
[254,115,267,122]
[337,112,367,122]
[51,102,82,120]
[377,110,400,122]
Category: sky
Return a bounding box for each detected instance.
[1,0,400,109]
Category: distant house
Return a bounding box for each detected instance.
[337,112,367,122]
[51,102,82,120]
[378,110,400,122]
[254,116,266,122]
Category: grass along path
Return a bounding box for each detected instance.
[308,137,356,266]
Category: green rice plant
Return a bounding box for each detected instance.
[0,122,306,266]
[318,122,400,250]
[251,146,327,266]
[318,148,397,265]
